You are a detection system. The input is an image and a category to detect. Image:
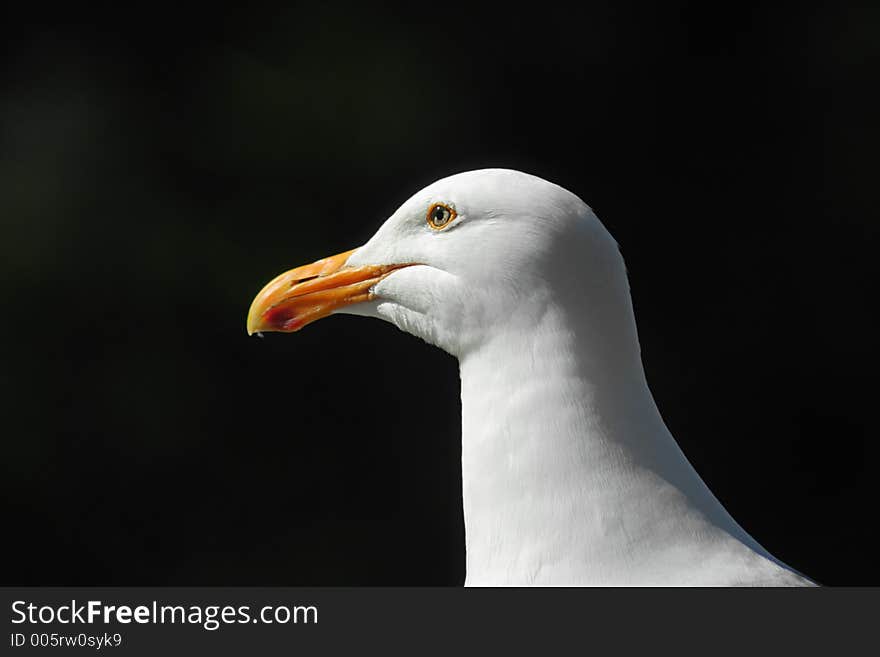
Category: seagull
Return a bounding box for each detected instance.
[246,169,815,586]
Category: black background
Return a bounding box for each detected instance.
[1,2,877,585]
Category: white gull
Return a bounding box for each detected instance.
[247,168,815,586]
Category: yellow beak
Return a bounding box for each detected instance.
[246,248,410,334]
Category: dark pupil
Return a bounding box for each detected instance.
[433,207,448,223]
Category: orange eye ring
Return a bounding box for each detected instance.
[426,202,456,230]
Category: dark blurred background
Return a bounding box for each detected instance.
[1,2,877,585]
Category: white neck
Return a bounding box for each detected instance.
[457,267,803,585]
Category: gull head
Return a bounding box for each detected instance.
[246,168,625,357]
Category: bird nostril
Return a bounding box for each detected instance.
[290,276,318,288]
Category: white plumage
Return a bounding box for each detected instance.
[249,168,814,586]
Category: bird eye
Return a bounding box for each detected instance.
[426,203,456,230]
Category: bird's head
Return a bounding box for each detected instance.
[247,169,622,357]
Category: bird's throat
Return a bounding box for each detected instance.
[457,302,764,585]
